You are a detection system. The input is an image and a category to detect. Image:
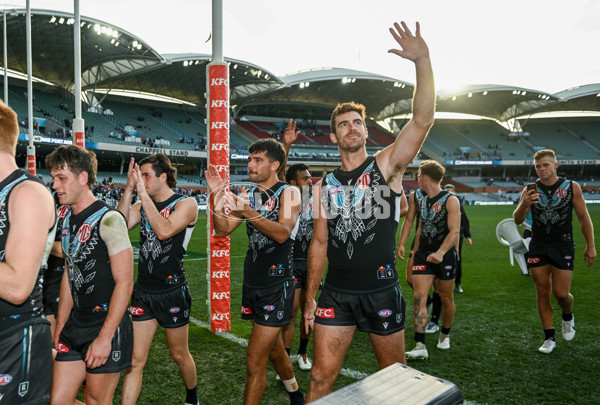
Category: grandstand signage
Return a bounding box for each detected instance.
[134,146,190,157]
[207,62,231,333]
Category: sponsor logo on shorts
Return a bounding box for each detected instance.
[130,306,144,316]
[10,314,20,319]
[382,322,389,329]
[378,309,393,318]
[169,307,181,314]
[77,223,92,243]
[527,257,540,264]
[315,307,335,318]
[412,265,426,271]
[445,265,453,270]
[277,311,284,320]
[241,306,252,315]
[564,255,573,260]
[56,343,69,353]
[0,374,12,386]
[263,305,275,312]
[160,207,172,218]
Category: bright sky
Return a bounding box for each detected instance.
[7,0,600,94]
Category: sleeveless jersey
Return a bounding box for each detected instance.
[530,178,574,246]
[61,200,117,325]
[418,190,452,253]
[293,192,313,260]
[0,170,56,327]
[322,157,401,293]
[45,194,70,286]
[412,188,425,231]
[138,194,195,292]
[244,181,295,287]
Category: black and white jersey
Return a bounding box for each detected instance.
[530,178,574,246]
[137,194,195,292]
[417,190,452,253]
[321,157,401,293]
[293,192,313,261]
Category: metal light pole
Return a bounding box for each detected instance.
[26,0,36,174]
[73,0,85,148]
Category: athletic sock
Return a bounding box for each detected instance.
[544,328,556,341]
[431,293,442,324]
[415,332,425,344]
[288,388,304,405]
[185,386,198,405]
[426,294,433,307]
[285,347,291,356]
[441,326,451,335]
[562,312,573,322]
[297,338,309,355]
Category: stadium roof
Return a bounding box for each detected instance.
[2,8,600,123]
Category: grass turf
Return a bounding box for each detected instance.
[112,204,600,404]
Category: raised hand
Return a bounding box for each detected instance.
[205,164,227,193]
[125,157,138,191]
[388,21,429,62]
[282,119,300,146]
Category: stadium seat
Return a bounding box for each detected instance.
[495,218,530,275]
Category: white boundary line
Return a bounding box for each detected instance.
[190,317,369,380]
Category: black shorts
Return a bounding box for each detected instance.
[55,314,133,374]
[412,249,458,280]
[292,260,308,289]
[527,243,575,270]
[130,283,192,328]
[315,284,406,336]
[0,318,52,404]
[42,280,61,317]
[241,278,295,327]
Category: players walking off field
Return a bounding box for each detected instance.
[118,154,200,405]
[47,145,134,405]
[206,139,304,404]
[302,20,435,402]
[0,100,56,404]
[513,149,596,354]
[404,161,460,360]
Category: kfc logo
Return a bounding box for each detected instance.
[241,306,253,315]
[211,100,229,108]
[527,257,540,264]
[56,343,69,353]
[315,307,335,318]
[212,313,230,320]
[212,250,230,257]
[213,165,229,172]
[212,270,230,278]
[77,224,92,243]
[211,121,229,129]
[211,143,229,151]
[212,292,230,299]
[211,78,229,86]
[412,265,427,272]
[130,306,144,316]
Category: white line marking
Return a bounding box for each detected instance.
[190,317,369,380]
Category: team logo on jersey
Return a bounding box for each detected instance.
[432,203,442,213]
[62,226,69,237]
[57,205,70,218]
[77,223,92,243]
[527,257,540,264]
[0,374,12,386]
[112,351,121,362]
[241,306,252,315]
[412,265,427,271]
[356,172,371,191]
[555,188,567,198]
[315,307,335,318]
[130,306,144,316]
[56,343,70,353]
[263,305,275,312]
[378,309,392,318]
[263,197,276,211]
[160,207,172,218]
[328,185,342,195]
[169,307,181,314]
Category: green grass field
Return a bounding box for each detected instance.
[113,205,600,405]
